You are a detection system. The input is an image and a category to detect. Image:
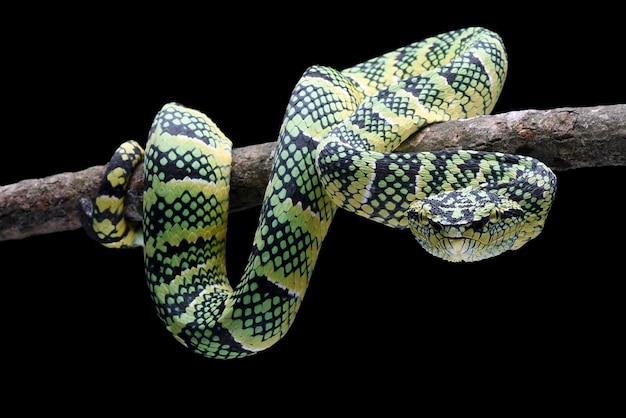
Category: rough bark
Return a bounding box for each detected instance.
[1,104,624,241]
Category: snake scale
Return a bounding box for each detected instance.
[80,27,557,359]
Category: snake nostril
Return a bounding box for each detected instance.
[472,218,489,230]
[429,220,442,233]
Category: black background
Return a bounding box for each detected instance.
[1,5,623,411]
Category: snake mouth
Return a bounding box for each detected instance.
[411,224,521,262]
[435,236,515,263]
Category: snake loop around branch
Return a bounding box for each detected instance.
[80,27,557,359]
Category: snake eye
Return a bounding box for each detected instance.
[489,207,502,223]
[417,209,430,226]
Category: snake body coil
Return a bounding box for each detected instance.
[81,27,557,359]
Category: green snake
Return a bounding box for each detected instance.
[80,27,557,359]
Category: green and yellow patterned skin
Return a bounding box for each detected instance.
[80,27,557,359]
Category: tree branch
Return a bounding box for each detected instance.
[1,104,624,241]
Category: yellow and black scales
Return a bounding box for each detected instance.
[80,27,557,359]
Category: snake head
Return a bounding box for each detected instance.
[407,188,525,262]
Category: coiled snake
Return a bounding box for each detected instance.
[80,27,557,359]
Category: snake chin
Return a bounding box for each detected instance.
[420,236,517,263]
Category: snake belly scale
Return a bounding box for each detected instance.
[80,27,557,359]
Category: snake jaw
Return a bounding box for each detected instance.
[432,236,514,263]
[412,230,521,263]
